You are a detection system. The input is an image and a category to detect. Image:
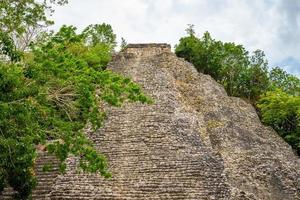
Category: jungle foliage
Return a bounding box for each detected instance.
[0,1,150,199]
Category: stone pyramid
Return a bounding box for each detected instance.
[1,44,299,199]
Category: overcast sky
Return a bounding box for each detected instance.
[50,0,300,76]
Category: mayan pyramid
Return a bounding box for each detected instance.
[1,44,300,199]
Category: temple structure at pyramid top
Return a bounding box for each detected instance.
[124,43,172,57]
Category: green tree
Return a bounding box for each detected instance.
[174,32,200,66]
[238,50,269,101]
[0,24,151,199]
[0,0,68,54]
[0,31,22,61]
[175,27,271,102]
[82,23,117,49]
[0,1,151,199]
[218,42,249,97]
[176,31,226,79]
[257,89,300,155]
[269,67,300,95]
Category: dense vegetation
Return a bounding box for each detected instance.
[0,1,150,199]
[175,25,300,155]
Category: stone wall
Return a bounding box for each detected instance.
[124,43,171,57]
[1,43,299,200]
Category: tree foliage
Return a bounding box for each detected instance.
[0,31,22,61]
[0,1,151,199]
[257,90,300,154]
[175,30,269,101]
[269,66,300,95]
[82,23,117,49]
[0,0,69,54]
[0,24,151,199]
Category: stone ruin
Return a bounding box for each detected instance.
[1,43,300,199]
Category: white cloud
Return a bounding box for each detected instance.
[49,0,300,76]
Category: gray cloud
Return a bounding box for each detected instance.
[278,0,300,45]
[50,0,300,76]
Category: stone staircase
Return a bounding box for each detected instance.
[31,151,60,199]
[1,151,60,199]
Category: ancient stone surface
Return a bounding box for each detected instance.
[1,151,61,200]
[1,43,299,199]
